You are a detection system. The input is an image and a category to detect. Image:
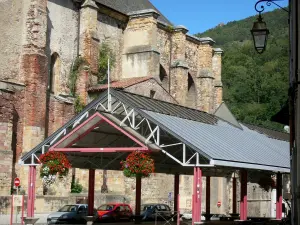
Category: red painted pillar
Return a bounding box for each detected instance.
[135,176,142,224]
[88,169,95,216]
[27,166,36,218]
[174,174,180,213]
[240,170,248,220]
[233,177,237,214]
[206,176,211,221]
[192,167,202,225]
[276,173,283,220]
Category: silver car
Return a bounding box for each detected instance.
[47,204,90,224]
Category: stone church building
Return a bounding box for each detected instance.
[0,0,289,217]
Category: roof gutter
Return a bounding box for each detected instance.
[211,159,290,173]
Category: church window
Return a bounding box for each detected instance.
[150,90,156,99]
[49,53,61,95]
[186,73,197,108]
[159,65,168,90]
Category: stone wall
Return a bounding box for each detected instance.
[124,79,177,103]
[0,81,25,196]
[185,39,199,77]
[157,27,171,85]
[97,12,125,82]
[0,0,30,82]
[122,10,160,80]
[48,96,74,136]
[47,0,79,95]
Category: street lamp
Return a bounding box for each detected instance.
[251,0,288,54]
[251,15,269,54]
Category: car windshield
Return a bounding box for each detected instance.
[58,205,78,212]
[97,204,115,211]
[142,205,154,211]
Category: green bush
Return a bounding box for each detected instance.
[98,42,116,83]
[71,179,83,193]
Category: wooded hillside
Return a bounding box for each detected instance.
[196,8,289,131]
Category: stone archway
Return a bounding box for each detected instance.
[159,64,168,90]
[186,73,197,108]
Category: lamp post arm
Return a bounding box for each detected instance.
[255,0,289,14]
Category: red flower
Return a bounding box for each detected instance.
[120,151,155,178]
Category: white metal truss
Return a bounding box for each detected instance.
[20,92,214,168]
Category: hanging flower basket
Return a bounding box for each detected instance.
[39,151,71,184]
[120,151,155,178]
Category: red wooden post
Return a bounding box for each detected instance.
[177,194,180,225]
[10,195,13,225]
[27,166,36,218]
[174,174,180,213]
[192,167,202,225]
[240,170,248,220]
[206,176,211,221]
[276,173,283,219]
[22,195,24,225]
[135,176,142,224]
[88,169,95,216]
[233,177,237,214]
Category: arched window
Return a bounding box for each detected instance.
[186,73,197,108]
[159,65,168,90]
[49,53,61,94]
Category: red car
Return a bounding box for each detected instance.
[96,203,133,222]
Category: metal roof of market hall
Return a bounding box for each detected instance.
[21,89,290,174]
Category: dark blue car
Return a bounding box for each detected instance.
[141,204,172,221]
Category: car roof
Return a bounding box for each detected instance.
[142,203,169,206]
[101,203,130,206]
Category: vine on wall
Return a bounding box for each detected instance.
[68,56,88,96]
[74,95,85,114]
[98,42,116,84]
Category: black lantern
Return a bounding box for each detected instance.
[251,14,270,54]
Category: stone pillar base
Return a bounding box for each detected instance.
[84,216,95,225]
[23,217,39,225]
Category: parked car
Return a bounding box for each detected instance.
[141,203,172,221]
[47,204,97,224]
[211,214,227,221]
[96,203,133,222]
[180,210,205,221]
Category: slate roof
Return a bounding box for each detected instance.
[143,110,289,172]
[242,123,289,142]
[95,0,172,25]
[112,89,219,125]
[88,76,153,92]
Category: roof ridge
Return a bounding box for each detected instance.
[242,122,287,134]
[114,89,217,118]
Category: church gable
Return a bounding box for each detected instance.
[88,76,177,104]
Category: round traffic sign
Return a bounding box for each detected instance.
[217,201,221,207]
[14,178,20,187]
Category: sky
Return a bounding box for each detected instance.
[150,0,288,34]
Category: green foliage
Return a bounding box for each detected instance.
[98,42,116,84]
[74,95,85,114]
[69,57,88,96]
[196,8,289,131]
[71,179,83,193]
[166,25,175,33]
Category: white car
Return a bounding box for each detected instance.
[180,211,205,221]
[47,204,97,224]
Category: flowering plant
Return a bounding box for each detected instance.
[39,151,71,180]
[120,151,155,178]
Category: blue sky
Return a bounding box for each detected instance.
[150,0,288,34]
